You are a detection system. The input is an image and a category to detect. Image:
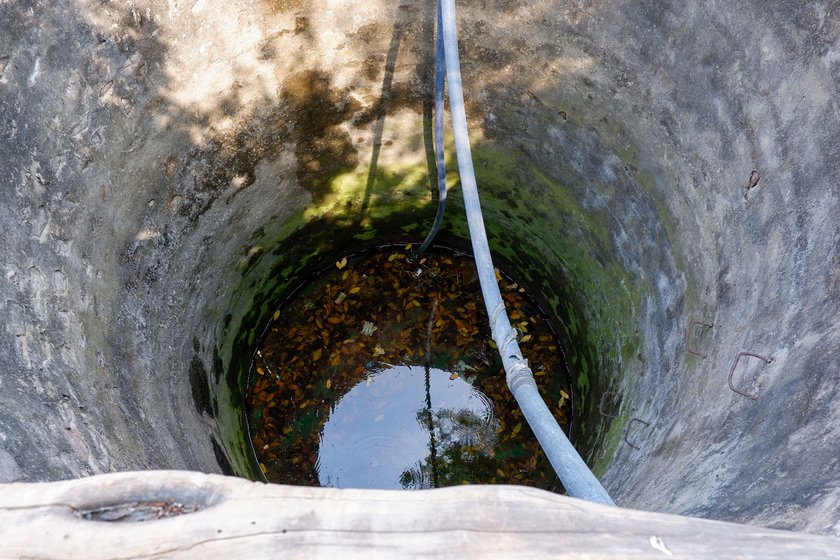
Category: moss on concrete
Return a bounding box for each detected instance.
[214,120,650,477]
[439,141,643,460]
[214,157,439,476]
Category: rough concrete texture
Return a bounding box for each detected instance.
[0,0,838,538]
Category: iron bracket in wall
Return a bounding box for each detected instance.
[598,390,617,419]
[727,352,774,400]
[623,418,650,450]
[685,321,714,358]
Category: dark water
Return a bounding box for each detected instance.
[247,247,572,490]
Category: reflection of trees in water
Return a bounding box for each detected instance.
[400,408,499,490]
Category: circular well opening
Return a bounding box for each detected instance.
[245,246,574,490]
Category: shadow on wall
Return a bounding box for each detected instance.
[5,0,839,540]
[0,0,449,482]
[0,0,649,484]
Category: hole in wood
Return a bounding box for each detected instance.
[75,500,201,522]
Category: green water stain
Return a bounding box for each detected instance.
[213,129,652,478]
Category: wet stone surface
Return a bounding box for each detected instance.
[247,247,573,490]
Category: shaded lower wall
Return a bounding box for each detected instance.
[0,0,837,536]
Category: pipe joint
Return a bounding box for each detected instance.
[506,357,536,393]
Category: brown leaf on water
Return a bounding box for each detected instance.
[248,249,572,487]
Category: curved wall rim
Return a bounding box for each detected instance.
[0,0,837,537]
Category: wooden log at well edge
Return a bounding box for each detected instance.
[0,471,837,559]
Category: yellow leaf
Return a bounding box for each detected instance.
[520,334,532,343]
[388,253,399,262]
[512,423,522,435]
[260,463,267,474]
[559,389,570,399]
[257,367,265,376]
[336,257,347,270]
[349,287,361,294]
[312,348,322,361]
[325,379,332,389]
[272,310,280,321]
[405,243,412,251]
[449,372,459,381]
[535,370,546,376]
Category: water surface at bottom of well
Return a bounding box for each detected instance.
[247,247,573,490]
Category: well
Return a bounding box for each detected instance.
[0,0,838,536]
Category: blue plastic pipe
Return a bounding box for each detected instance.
[437,0,614,506]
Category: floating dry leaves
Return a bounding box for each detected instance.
[247,248,573,490]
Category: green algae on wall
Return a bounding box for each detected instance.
[212,158,439,477]
[441,141,642,460]
[210,129,646,477]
